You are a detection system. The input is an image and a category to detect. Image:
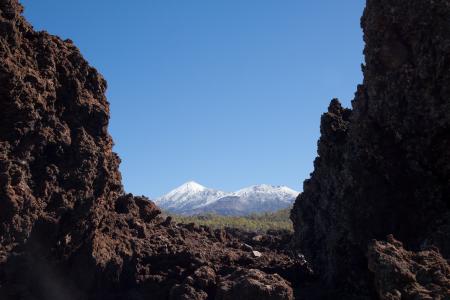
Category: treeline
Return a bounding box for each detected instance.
[170,208,293,233]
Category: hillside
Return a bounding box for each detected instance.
[171,208,293,233]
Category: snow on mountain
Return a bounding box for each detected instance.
[155,182,299,216]
[233,184,298,202]
[154,181,226,214]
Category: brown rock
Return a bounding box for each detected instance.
[368,236,450,300]
[291,0,450,297]
[193,266,216,290]
[169,284,208,300]
[215,269,293,300]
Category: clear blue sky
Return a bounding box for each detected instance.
[21,0,365,198]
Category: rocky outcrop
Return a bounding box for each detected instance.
[0,1,307,299]
[291,0,450,298]
[0,0,123,257]
[368,235,450,300]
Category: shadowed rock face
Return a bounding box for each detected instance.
[291,0,450,298]
[0,1,305,299]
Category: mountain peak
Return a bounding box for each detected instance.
[158,181,208,203]
[155,181,226,213]
[178,181,206,193]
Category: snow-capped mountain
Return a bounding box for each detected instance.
[154,182,299,216]
[155,181,226,215]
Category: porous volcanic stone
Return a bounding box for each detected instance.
[291,0,450,298]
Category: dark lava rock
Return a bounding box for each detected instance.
[215,269,294,300]
[0,1,302,299]
[368,235,450,300]
[291,0,450,298]
[193,266,217,291]
[169,284,208,300]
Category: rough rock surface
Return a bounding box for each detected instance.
[215,269,294,300]
[368,235,450,300]
[0,1,307,299]
[3,0,449,299]
[291,0,450,298]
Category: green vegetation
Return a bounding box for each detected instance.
[170,208,293,233]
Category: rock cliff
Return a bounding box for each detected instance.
[291,0,450,298]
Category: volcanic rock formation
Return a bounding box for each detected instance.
[0,1,306,299]
[3,0,450,299]
[291,0,450,298]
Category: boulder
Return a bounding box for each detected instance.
[368,235,450,300]
[215,269,293,300]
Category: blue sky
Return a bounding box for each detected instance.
[21,0,365,198]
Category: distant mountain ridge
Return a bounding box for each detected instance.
[155,181,299,216]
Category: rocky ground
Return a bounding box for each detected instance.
[1,0,450,299]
